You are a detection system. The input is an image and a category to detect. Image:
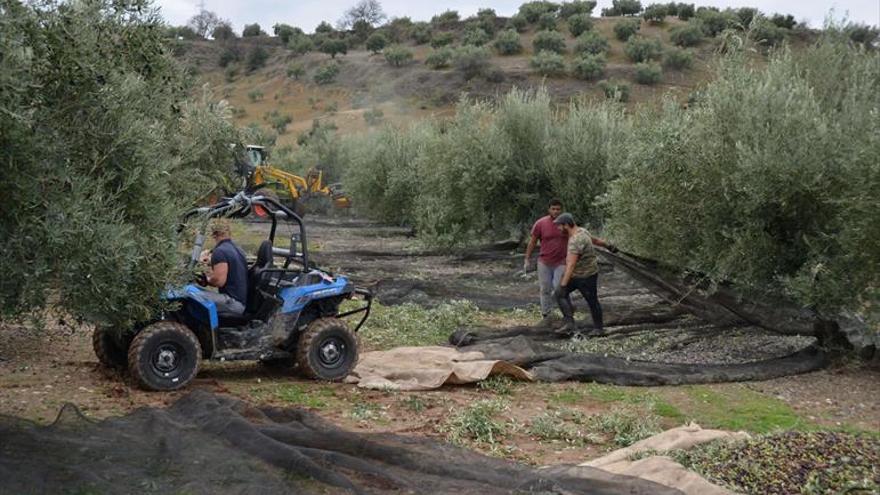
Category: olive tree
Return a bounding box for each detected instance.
[0,0,240,329]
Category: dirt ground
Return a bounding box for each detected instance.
[1,214,877,469]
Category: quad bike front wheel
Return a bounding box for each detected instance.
[128,321,202,391]
[93,326,129,369]
[296,318,359,381]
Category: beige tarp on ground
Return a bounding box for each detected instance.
[347,346,534,390]
[581,424,750,495]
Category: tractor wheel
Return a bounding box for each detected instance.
[296,318,359,381]
[253,188,280,218]
[93,326,128,370]
[127,321,202,391]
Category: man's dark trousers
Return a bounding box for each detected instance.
[556,274,603,330]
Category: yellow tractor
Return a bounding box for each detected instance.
[241,145,351,217]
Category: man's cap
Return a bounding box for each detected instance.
[553,212,576,226]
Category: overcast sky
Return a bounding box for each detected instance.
[154,0,879,33]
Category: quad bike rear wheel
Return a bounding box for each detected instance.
[93,327,128,369]
[296,318,359,381]
[128,321,202,391]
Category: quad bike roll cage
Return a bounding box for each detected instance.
[178,191,371,332]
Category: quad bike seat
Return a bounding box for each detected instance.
[218,240,275,327]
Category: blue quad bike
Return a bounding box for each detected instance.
[92,192,372,391]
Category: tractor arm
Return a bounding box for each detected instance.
[252,166,309,199]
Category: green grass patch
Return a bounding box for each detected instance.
[588,406,662,447]
[683,385,809,433]
[355,300,479,350]
[478,375,516,395]
[551,384,685,423]
[274,384,335,409]
[443,398,509,446]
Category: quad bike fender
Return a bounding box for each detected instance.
[279,276,352,313]
[165,284,220,330]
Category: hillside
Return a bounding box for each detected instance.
[180,14,813,149]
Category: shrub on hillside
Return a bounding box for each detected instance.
[602,0,643,16]
[286,62,305,79]
[384,45,414,67]
[770,14,796,30]
[676,3,695,20]
[670,22,704,46]
[734,7,758,28]
[663,47,693,70]
[574,30,609,54]
[264,110,292,134]
[537,12,558,31]
[475,8,499,34]
[494,29,524,55]
[845,23,880,46]
[431,10,460,28]
[642,4,667,23]
[363,107,384,126]
[571,54,606,80]
[224,65,238,82]
[212,23,236,40]
[313,63,340,84]
[218,47,240,67]
[452,45,492,80]
[614,18,640,40]
[599,79,631,101]
[273,23,302,43]
[425,47,454,68]
[519,1,560,23]
[559,0,597,17]
[530,50,566,76]
[634,62,662,84]
[696,8,735,36]
[567,13,593,37]
[246,45,269,73]
[386,17,414,42]
[508,14,529,32]
[247,89,264,103]
[321,38,348,58]
[750,19,786,47]
[410,22,432,44]
[431,31,455,48]
[288,35,314,55]
[462,27,492,46]
[366,32,388,53]
[243,23,264,37]
[624,36,662,62]
[315,21,334,33]
[533,30,567,53]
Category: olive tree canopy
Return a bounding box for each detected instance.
[0,0,239,328]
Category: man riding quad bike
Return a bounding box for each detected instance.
[92,192,372,391]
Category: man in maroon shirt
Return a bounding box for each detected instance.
[524,199,567,326]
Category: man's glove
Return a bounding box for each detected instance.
[523,259,536,273]
[196,273,208,286]
[607,243,619,253]
[552,285,567,299]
